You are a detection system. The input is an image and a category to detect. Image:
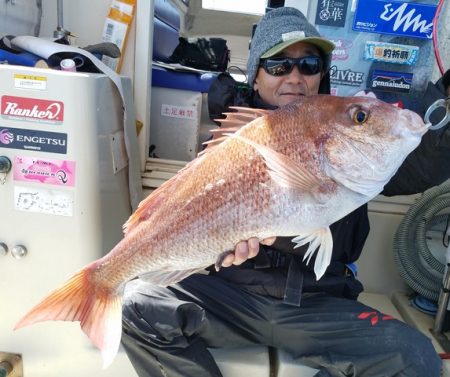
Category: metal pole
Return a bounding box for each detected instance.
[53,0,68,39]
[56,0,63,29]
[434,263,450,333]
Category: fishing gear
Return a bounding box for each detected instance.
[425,96,450,130]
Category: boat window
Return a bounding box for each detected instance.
[202,0,267,15]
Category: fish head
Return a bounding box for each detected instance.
[315,95,428,198]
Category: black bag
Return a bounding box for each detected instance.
[169,37,230,72]
[207,72,252,124]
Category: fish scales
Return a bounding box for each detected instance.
[107,111,319,278]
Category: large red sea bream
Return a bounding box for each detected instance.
[15,95,429,366]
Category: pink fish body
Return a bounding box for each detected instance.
[15,95,428,366]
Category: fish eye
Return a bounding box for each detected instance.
[352,109,369,124]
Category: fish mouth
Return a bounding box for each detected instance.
[400,109,429,135]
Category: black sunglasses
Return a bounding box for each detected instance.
[259,56,324,77]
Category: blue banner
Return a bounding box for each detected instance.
[352,0,437,39]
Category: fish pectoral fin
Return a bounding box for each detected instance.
[139,267,207,286]
[227,134,322,192]
[292,227,333,280]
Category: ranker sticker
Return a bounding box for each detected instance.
[364,41,419,65]
[1,95,64,123]
[370,70,413,93]
[0,126,67,154]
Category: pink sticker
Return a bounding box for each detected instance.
[330,39,353,61]
[14,156,76,187]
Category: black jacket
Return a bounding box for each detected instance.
[207,72,450,301]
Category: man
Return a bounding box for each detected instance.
[122,7,445,376]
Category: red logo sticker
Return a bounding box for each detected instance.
[1,95,64,123]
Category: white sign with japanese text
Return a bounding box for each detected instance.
[160,104,198,121]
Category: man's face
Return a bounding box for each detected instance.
[253,42,324,107]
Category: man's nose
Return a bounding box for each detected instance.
[286,65,307,84]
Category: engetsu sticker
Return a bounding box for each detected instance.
[330,68,365,87]
[0,126,67,154]
[371,70,413,93]
[364,41,419,65]
[315,0,349,27]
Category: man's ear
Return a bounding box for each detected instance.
[253,78,259,92]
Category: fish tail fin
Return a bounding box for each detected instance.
[14,266,122,368]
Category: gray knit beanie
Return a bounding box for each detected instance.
[246,7,335,87]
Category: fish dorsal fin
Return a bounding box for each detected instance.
[214,117,248,127]
[198,136,228,157]
[228,106,271,117]
[123,157,203,235]
[228,133,322,192]
[202,107,271,154]
[220,106,270,127]
[122,189,166,235]
[292,227,333,280]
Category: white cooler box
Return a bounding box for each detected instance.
[150,87,212,161]
[0,65,134,377]
[149,66,218,161]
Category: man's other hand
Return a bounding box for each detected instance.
[221,237,276,267]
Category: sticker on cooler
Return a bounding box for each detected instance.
[0,126,67,154]
[14,185,74,217]
[1,95,64,124]
[14,156,76,187]
[161,104,198,121]
[14,74,47,90]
